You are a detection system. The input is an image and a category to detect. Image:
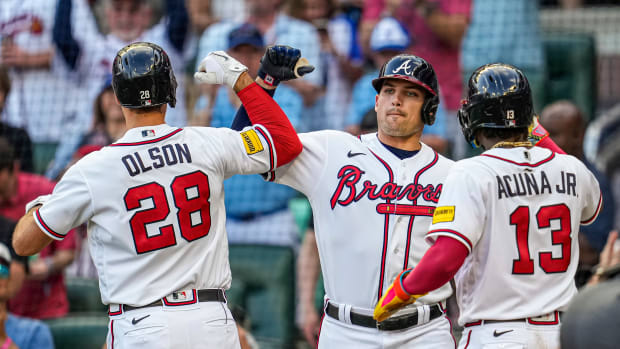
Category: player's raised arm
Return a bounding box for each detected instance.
[195,49,309,167]
[229,45,315,131]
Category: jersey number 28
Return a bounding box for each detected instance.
[511,204,571,274]
[124,171,211,254]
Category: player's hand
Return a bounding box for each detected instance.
[528,116,549,146]
[194,51,248,89]
[257,45,315,86]
[373,268,425,322]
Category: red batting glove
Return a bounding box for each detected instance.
[528,116,549,146]
[373,269,427,322]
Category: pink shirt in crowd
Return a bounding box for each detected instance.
[363,0,472,111]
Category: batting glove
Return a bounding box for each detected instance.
[527,116,549,146]
[373,268,426,322]
[194,51,248,89]
[257,45,315,86]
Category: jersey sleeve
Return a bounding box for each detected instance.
[34,164,93,240]
[212,125,279,178]
[425,162,486,253]
[270,132,329,196]
[579,163,603,226]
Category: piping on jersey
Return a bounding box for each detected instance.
[110,128,183,147]
[369,149,394,302]
[480,152,555,167]
[403,151,439,270]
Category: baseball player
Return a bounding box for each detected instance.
[12,42,309,348]
[374,64,602,349]
[234,53,456,347]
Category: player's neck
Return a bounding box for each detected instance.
[125,113,167,129]
[377,132,422,152]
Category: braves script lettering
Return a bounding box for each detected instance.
[330,165,442,209]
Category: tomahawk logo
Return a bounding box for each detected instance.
[392,60,412,75]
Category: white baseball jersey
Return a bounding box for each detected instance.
[273,131,454,312]
[0,0,93,142]
[427,146,602,326]
[33,123,278,306]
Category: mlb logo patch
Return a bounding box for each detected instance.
[142,130,156,137]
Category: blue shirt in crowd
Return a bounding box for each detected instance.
[6,313,54,349]
[209,85,303,217]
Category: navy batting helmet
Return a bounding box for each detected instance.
[372,54,439,125]
[112,42,177,109]
[458,63,534,144]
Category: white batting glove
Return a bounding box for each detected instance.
[194,51,248,89]
[25,194,51,213]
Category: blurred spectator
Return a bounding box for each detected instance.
[0,138,76,319]
[201,26,303,345]
[360,0,470,157]
[186,0,217,36]
[197,0,324,132]
[0,0,92,174]
[288,0,365,131]
[215,24,302,247]
[50,0,190,179]
[561,276,620,349]
[586,230,620,287]
[0,241,54,349]
[540,101,616,287]
[0,66,33,173]
[345,17,448,153]
[297,225,320,346]
[46,82,125,180]
[540,101,616,252]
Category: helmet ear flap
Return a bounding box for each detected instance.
[421,94,439,125]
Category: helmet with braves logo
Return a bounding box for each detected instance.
[372,54,439,125]
[112,42,177,109]
[458,63,534,144]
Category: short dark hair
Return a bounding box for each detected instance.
[132,104,165,114]
[0,137,15,172]
[476,127,528,143]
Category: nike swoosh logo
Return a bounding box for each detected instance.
[132,315,150,325]
[347,150,366,158]
[493,329,514,337]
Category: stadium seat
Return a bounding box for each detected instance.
[45,315,108,349]
[543,33,597,121]
[227,244,296,349]
[65,277,107,314]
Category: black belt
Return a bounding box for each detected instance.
[464,311,563,327]
[122,289,226,312]
[325,302,444,331]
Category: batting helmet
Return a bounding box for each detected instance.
[112,42,177,109]
[457,63,534,144]
[372,54,439,125]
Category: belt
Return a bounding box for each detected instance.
[121,289,226,313]
[464,311,562,327]
[325,302,444,331]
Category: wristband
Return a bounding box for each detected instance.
[257,68,280,87]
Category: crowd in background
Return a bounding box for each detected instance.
[1,0,620,347]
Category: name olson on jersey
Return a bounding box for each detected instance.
[497,170,576,199]
[122,143,192,177]
[330,165,442,209]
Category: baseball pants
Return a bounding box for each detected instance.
[459,320,560,349]
[107,301,241,349]
[318,312,455,348]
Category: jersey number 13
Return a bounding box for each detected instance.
[510,204,572,274]
[123,171,211,254]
